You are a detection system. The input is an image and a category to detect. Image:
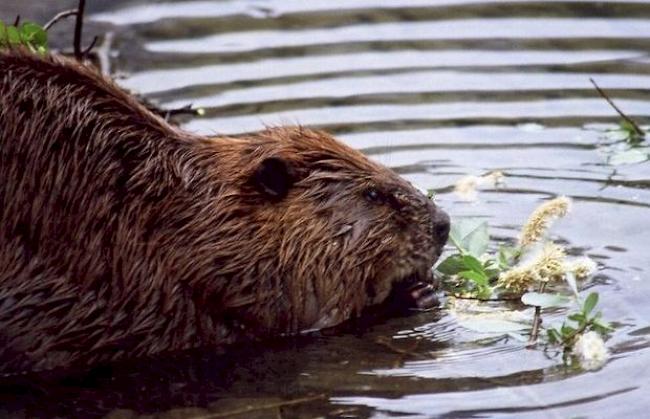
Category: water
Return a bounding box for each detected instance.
[4,1,650,417]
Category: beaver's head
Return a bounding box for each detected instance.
[209,127,449,333]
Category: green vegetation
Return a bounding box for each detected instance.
[0,20,48,53]
[590,78,648,165]
[546,292,612,349]
[436,197,612,367]
[604,122,649,166]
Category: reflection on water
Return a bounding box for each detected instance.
[4,0,650,417]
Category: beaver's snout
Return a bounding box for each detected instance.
[423,195,450,247]
[431,208,450,245]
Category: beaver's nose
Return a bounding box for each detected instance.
[431,209,450,244]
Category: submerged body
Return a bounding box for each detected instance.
[0,51,449,374]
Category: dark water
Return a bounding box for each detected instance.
[3,1,650,418]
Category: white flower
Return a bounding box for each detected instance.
[454,171,504,201]
[573,331,609,370]
[566,257,598,279]
[496,243,566,293]
[454,175,480,201]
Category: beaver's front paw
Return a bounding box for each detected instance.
[388,272,441,313]
[405,281,440,310]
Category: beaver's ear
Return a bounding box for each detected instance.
[253,157,295,200]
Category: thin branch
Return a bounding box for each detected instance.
[193,394,327,418]
[590,78,644,136]
[375,336,427,361]
[147,103,202,121]
[73,0,86,61]
[528,282,547,346]
[44,9,78,31]
[82,35,98,57]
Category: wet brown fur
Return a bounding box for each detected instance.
[0,50,448,374]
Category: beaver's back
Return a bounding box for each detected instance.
[0,52,230,373]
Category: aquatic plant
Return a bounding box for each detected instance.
[435,197,612,367]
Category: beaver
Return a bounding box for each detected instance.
[0,50,450,374]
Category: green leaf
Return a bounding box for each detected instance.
[458,270,488,286]
[592,319,614,333]
[20,21,47,48]
[561,324,576,336]
[462,254,484,273]
[449,218,489,257]
[620,120,646,144]
[473,284,494,300]
[608,149,648,166]
[436,255,466,275]
[521,292,571,308]
[583,292,599,316]
[466,225,489,257]
[484,268,500,280]
[547,328,561,344]
[5,25,21,45]
[498,245,520,269]
[568,313,586,324]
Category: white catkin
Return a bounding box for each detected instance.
[573,331,609,370]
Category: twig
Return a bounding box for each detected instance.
[193,394,327,418]
[590,78,644,137]
[527,282,547,346]
[375,336,427,363]
[44,9,78,31]
[73,0,86,61]
[13,15,20,26]
[82,36,98,57]
[558,322,589,350]
[148,103,202,121]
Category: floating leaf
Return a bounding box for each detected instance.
[459,318,529,334]
[507,332,529,342]
[608,149,648,166]
[521,292,571,308]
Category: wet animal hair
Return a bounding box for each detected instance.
[0,50,449,374]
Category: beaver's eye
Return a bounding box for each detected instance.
[363,187,383,204]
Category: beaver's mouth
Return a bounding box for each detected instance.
[366,262,440,310]
[306,264,440,332]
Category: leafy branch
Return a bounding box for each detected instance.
[437,197,612,366]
